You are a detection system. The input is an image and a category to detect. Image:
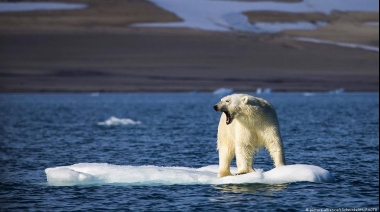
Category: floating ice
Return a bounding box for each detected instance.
[328,88,345,95]
[213,88,234,96]
[0,2,86,13]
[97,117,141,126]
[45,163,334,186]
[303,92,316,97]
[90,92,100,97]
[256,88,272,95]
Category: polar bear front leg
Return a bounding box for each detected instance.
[235,143,255,175]
[217,145,234,178]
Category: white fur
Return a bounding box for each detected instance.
[215,94,285,178]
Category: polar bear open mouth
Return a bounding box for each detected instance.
[224,111,232,125]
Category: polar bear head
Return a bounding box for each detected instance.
[213,94,251,125]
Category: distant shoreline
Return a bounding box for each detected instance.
[144,0,379,51]
[0,0,378,92]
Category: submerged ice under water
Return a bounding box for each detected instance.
[0,93,378,210]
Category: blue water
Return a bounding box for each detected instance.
[0,93,378,211]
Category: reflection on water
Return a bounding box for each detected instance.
[213,183,288,194]
[210,184,288,205]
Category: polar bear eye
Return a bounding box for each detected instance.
[225,100,230,103]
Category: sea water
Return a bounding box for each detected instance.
[0,93,378,210]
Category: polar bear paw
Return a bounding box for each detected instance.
[235,168,255,176]
[217,170,232,178]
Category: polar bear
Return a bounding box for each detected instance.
[213,94,285,178]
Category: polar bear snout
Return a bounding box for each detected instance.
[213,102,225,112]
[213,103,233,125]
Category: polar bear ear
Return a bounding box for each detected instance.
[241,95,249,104]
